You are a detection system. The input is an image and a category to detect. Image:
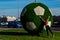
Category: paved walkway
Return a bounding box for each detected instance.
[51,27,60,32]
[0,28,23,31]
[0,27,60,32]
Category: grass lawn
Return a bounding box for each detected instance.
[0,28,60,40]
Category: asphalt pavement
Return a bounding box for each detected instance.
[0,27,60,32]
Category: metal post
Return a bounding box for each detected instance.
[17,0,19,18]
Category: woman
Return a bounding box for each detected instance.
[40,16,54,37]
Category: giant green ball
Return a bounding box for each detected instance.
[20,3,53,34]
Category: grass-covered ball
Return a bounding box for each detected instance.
[20,3,53,34]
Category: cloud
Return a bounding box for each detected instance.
[38,0,60,8]
[0,0,18,1]
[0,9,22,17]
[0,0,33,9]
[0,1,18,9]
[51,8,60,16]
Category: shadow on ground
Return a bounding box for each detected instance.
[0,32,49,38]
[0,32,32,36]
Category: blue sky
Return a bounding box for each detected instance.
[0,0,60,17]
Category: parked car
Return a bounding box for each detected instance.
[0,22,8,26]
[8,21,22,28]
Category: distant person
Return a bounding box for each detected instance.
[40,16,54,37]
